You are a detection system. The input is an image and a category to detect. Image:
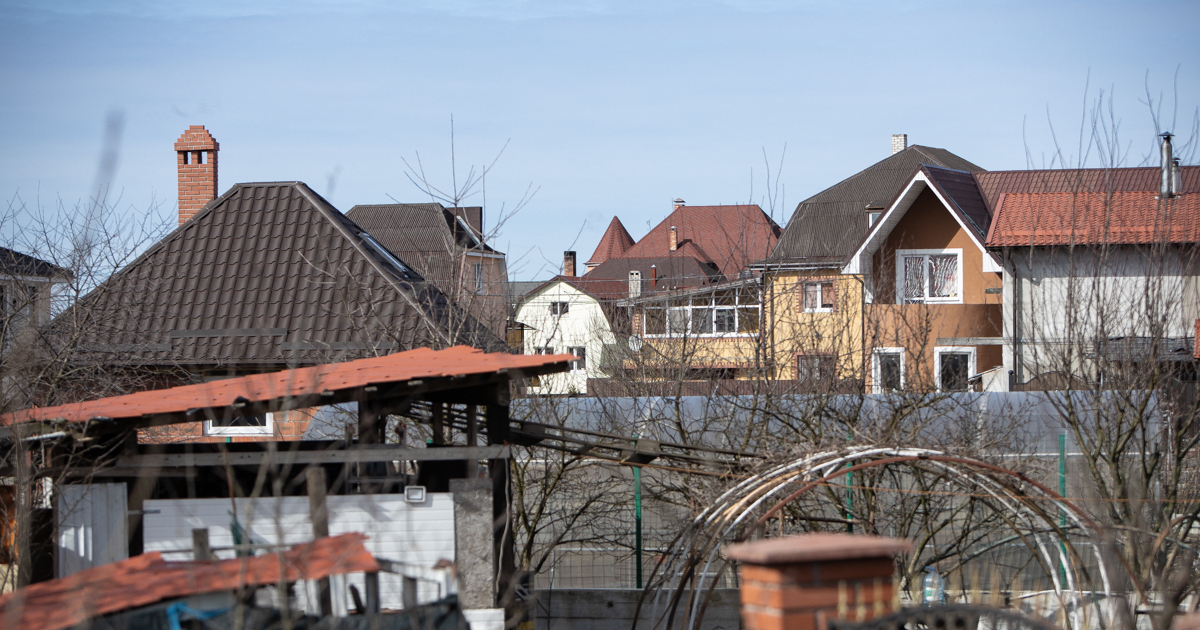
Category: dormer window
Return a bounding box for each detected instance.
[866,205,884,228]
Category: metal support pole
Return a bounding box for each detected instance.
[306,466,333,617]
[1058,433,1068,584]
[365,571,380,614]
[634,464,643,589]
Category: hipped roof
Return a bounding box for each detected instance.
[347,203,499,288]
[618,204,780,280]
[59,182,498,368]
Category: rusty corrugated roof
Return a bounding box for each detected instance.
[985,191,1200,247]
[0,534,378,630]
[57,182,499,369]
[3,345,573,427]
[585,217,636,267]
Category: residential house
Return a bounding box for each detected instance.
[516,201,781,395]
[347,203,509,341]
[0,247,70,349]
[754,136,992,393]
[985,138,1200,390]
[52,126,497,441]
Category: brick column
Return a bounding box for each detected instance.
[726,533,910,630]
[174,125,219,225]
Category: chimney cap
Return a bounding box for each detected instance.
[725,532,911,565]
[673,198,684,204]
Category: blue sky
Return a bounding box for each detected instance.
[1,0,1198,280]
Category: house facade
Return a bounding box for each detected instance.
[985,158,1200,390]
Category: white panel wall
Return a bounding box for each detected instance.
[57,483,128,577]
[142,493,455,614]
[516,281,616,394]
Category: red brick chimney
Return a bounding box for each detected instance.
[175,125,219,225]
[669,226,678,252]
[563,251,577,278]
[726,533,910,630]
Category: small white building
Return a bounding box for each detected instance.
[514,276,626,395]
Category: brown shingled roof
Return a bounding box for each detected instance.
[985,191,1200,247]
[57,182,498,370]
[585,216,635,268]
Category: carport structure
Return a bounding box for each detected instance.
[0,345,575,621]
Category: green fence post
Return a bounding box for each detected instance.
[1059,433,1067,585]
[634,464,643,589]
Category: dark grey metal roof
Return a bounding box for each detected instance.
[346,203,498,288]
[768,146,982,265]
[922,165,991,237]
[60,182,497,368]
[0,247,70,279]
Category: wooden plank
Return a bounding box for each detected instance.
[113,445,508,469]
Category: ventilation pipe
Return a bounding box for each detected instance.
[628,270,642,298]
[1161,132,1175,197]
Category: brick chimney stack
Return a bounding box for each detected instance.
[563,251,577,278]
[175,125,219,225]
[669,226,678,252]
[891,134,907,155]
[726,533,910,630]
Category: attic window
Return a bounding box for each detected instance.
[360,233,411,276]
[868,211,882,227]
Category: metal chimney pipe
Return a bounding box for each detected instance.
[1161,132,1175,197]
[650,264,657,287]
[1173,158,1183,197]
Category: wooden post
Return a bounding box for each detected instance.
[486,402,515,612]
[432,402,445,445]
[365,571,380,614]
[402,576,418,610]
[306,466,333,617]
[192,528,211,561]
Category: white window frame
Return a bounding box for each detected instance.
[567,346,587,372]
[474,263,484,293]
[895,248,963,305]
[204,412,275,437]
[801,280,836,313]
[934,346,976,392]
[643,290,761,339]
[872,348,905,394]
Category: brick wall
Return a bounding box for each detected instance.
[174,125,219,225]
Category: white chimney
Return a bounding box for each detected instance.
[891,134,908,155]
[628,270,642,298]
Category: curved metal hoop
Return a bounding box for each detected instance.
[637,447,1118,630]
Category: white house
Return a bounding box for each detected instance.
[514,276,624,395]
[986,158,1199,389]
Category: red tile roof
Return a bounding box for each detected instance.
[974,166,1200,215]
[0,534,378,630]
[585,217,636,267]
[986,191,1200,247]
[3,346,573,427]
[618,205,780,280]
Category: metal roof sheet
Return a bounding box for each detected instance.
[3,345,573,427]
[585,217,636,267]
[56,183,499,368]
[617,205,780,280]
[770,146,982,264]
[985,191,1200,247]
[0,534,378,630]
[973,166,1200,213]
[0,247,70,279]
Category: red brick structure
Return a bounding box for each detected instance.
[725,533,911,630]
[174,125,219,224]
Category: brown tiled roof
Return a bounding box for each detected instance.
[0,534,378,630]
[4,345,572,427]
[586,256,723,294]
[985,191,1200,247]
[619,205,779,280]
[347,203,499,288]
[973,166,1200,214]
[59,182,499,368]
[585,217,636,267]
[769,145,982,265]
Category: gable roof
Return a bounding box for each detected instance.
[60,182,495,368]
[585,216,636,268]
[986,191,1200,247]
[0,247,70,279]
[844,166,1002,275]
[768,145,982,267]
[618,204,780,280]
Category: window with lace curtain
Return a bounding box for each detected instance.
[896,249,962,304]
